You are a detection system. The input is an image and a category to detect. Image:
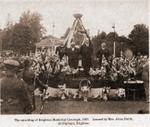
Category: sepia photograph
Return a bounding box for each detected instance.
[0,0,149,115]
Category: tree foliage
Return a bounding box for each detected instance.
[20,10,46,43]
[105,32,119,55]
[1,10,45,54]
[92,31,120,56]
[11,23,32,54]
[128,24,148,55]
[92,31,107,55]
[92,24,149,57]
[1,23,14,50]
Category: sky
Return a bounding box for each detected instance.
[0,0,149,38]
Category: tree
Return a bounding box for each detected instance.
[92,31,107,55]
[1,23,14,50]
[117,35,131,54]
[128,24,149,55]
[1,11,46,54]
[105,32,119,56]
[11,23,32,55]
[20,10,46,46]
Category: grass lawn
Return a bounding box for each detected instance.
[33,97,149,114]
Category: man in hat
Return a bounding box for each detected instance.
[56,42,66,60]
[66,41,80,69]
[96,42,110,68]
[80,38,93,75]
[22,59,36,111]
[1,59,32,114]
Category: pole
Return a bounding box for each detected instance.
[114,41,116,58]
[112,24,116,58]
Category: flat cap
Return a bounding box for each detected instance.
[4,59,20,67]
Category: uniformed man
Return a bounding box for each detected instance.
[22,59,36,111]
[23,59,49,110]
[1,59,32,114]
[66,42,80,69]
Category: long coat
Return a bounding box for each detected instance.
[1,74,32,114]
[66,47,80,69]
[80,44,93,74]
[55,46,66,60]
[23,67,36,110]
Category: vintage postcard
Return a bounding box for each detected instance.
[0,0,149,126]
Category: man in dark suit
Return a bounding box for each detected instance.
[66,42,80,69]
[1,59,32,114]
[96,42,110,68]
[55,43,66,60]
[80,38,93,75]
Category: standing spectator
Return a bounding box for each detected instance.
[142,57,149,103]
[41,48,47,61]
[55,43,66,60]
[96,42,110,68]
[136,53,143,80]
[22,59,36,111]
[80,38,93,75]
[66,42,80,69]
[1,59,32,114]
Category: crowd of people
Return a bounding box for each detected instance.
[0,39,149,114]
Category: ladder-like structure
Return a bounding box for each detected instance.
[64,14,91,48]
